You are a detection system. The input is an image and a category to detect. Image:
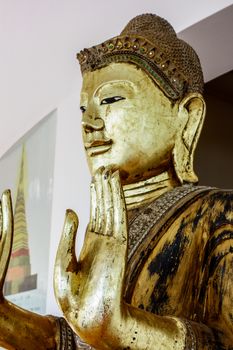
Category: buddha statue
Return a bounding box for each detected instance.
[0,13,232,350]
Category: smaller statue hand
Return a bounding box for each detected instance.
[0,190,63,350]
[0,190,13,300]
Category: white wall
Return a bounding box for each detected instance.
[1,0,233,157]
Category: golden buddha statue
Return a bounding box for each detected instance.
[0,13,232,350]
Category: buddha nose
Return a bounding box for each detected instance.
[82,114,104,132]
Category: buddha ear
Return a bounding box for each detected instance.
[172,93,206,184]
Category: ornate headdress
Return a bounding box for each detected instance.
[77,14,204,100]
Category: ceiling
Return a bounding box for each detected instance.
[179,5,233,82]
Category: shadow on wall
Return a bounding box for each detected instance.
[195,70,233,188]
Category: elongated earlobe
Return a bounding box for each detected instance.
[172,93,206,184]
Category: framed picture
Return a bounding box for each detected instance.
[0,110,57,315]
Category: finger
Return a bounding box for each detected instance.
[88,182,97,232]
[0,190,13,257]
[54,209,79,302]
[102,167,113,236]
[94,167,104,233]
[0,190,13,292]
[0,201,2,241]
[111,171,128,243]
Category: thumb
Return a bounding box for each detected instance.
[54,209,79,304]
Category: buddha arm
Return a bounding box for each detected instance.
[54,168,218,349]
[0,300,58,350]
[0,190,59,350]
[55,224,215,350]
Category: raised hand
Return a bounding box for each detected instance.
[54,167,128,344]
[0,190,13,299]
[54,169,195,350]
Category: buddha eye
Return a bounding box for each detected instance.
[100,96,125,105]
[80,106,86,113]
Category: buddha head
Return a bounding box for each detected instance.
[77,14,206,185]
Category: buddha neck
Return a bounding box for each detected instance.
[123,170,179,210]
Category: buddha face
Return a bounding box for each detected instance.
[80,62,187,183]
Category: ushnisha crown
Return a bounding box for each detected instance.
[77,14,204,100]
